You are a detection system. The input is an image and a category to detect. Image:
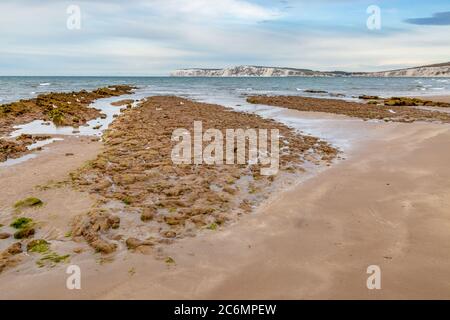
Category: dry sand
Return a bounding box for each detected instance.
[1,98,450,299]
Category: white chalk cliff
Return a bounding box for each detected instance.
[171,62,450,77]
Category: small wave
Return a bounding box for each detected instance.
[39,83,51,86]
[431,87,444,90]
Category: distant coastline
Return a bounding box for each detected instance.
[171,62,450,77]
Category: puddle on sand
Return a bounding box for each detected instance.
[10,93,140,138]
[0,138,64,168]
[0,153,37,167]
[195,93,365,153]
[27,138,64,150]
[3,91,144,168]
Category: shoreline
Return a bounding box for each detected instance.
[0,92,450,299]
[0,94,339,285]
[2,112,450,299]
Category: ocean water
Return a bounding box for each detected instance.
[1,76,450,104]
[2,76,449,167]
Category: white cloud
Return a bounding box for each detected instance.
[142,0,281,22]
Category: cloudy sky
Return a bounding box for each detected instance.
[1,0,449,75]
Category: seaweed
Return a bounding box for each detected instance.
[36,252,70,268]
[165,257,175,265]
[207,223,218,230]
[14,197,43,209]
[10,217,33,229]
[27,239,50,253]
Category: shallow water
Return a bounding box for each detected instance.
[0,153,37,167]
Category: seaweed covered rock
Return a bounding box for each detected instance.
[10,217,34,228]
[6,243,23,255]
[125,237,154,250]
[71,96,339,247]
[0,139,28,162]
[14,227,35,239]
[0,85,135,136]
[10,217,35,239]
[0,135,53,163]
[141,207,155,222]
[359,95,380,100]
[27,239,50,253]
[0,243,23,273]
[247,95,450,123]
[71,210,120,254]
[383,97,450,108]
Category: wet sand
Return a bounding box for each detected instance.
[1,103,450,299]
[414,95,450,104]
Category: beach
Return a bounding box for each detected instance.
[0,88,450,299]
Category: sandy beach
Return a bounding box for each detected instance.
[1,93,450,299]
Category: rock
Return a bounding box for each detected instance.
[164,216,183,226]
[6,242,23,255]
[90,238,117,254]
[107,215,120,229]
[125,237,153,250]
[223,187,237,195]
[73,247,84,254]
[304,89,327,94]
[13,198,43,209]
[14,227,35,239]
[70,210,119,253]
[161,230,176,238]
[111,99,134,107]
[141,207,155,221]
[359,95,379,100]
[0,233,11,240]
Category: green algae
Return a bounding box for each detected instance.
[27,239,50,253]
[10,217,33,229]
[165,257,175,265]
[36,252,70,268]
[207,223,218,231]
[14,197,43,209]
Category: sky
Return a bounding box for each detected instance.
[0,0,449,76]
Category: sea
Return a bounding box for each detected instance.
[1,76,450,105]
